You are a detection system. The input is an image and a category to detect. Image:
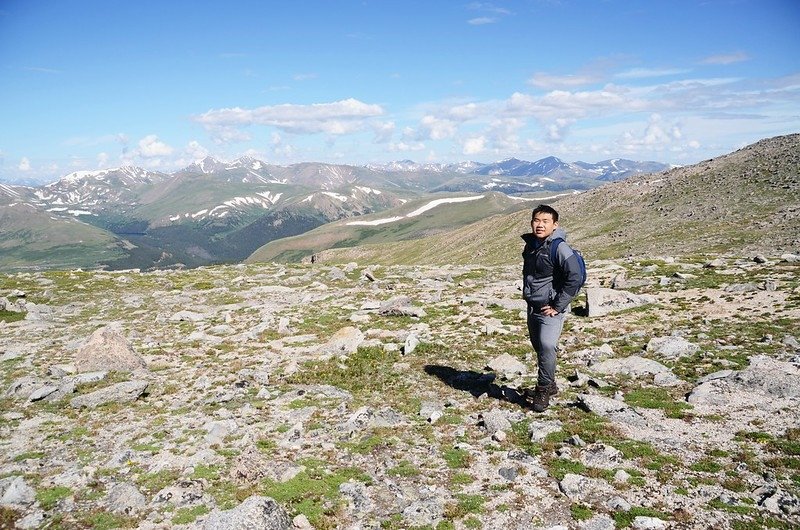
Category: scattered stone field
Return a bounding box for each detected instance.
[1,255,799,529]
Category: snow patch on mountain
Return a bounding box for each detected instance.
[506,191,581,201]
[347,216,405,226]
[169,191,283,222]
[0,183,23,199]
[322,192,348,202]
[407,195,484,217]
[302,191,349,203]
[354,186,381,195]
[347,195,484,226]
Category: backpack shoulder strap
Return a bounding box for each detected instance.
[550,237,565,264]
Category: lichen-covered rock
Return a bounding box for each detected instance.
[203,495,292,530]
[75,325,146,373]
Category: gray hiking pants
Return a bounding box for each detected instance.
[527,305,567,387]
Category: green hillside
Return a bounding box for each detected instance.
[0,203,125,271]
[245,191,539,263]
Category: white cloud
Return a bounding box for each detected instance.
[528,73,601,89]
[468,17,497,25]
[545,118,575,142]
[97,152,109,168]
[267,132,295,158]
[419,115,458,140]
[389,141,426,152]
[209,127,252,145]
[616,67,691,79]
[18,157,31,171]
[138,135,174,157]
[292,73,317,81]
[487,117,524,150]
[195,98,384,140]
[615,114,689,153]
[463,136,487,155]
[185,140,209,160]
[467,2,511,15]
[373,121,395,143]
[447,102,481,121]
[702,52,750,65]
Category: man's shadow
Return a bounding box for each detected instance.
[424,365,531,408]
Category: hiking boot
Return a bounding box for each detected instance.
[525,383,558,412]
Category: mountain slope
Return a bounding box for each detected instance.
[306,134,800,265]
[0,202,126,271]
[245,192,535,263]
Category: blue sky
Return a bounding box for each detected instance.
[1,0,799,183]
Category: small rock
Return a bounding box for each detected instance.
[606,496,631,512]
[485,353,527,379]
[203,495,292,530]
[568,435,587,447]
[419,401,444,424]
[646,336,699,360]
[106,483,146,515]
[402,333,420,355]
[631,516,667,529]
[614,469,631,483]
[481,409,512,434]
[704,258,726,268]
[498,467,518,481]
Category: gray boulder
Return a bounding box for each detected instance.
[578,515,616,530]
[105,483,146,515]
[590,355,672,377]
[559,473,616,503]
[378,296,427,318]
[480,409,512,434]
[203,495,292,530]
[403,333,420,355]
[576,394,648,427]
[646,335,699,360]
[70,380,148,409]
[419,401,444,424]
[733,355,800,398]
[0,476,36,507]
[75,325,146,373]
[485,353,528,379]
[585,288,656,317]
[317,326,364,358]
[579,443,624,470]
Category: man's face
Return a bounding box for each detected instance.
[531,212,558,241]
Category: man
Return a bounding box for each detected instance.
[521,204,583,412]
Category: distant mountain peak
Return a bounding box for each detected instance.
[177,156,227,174]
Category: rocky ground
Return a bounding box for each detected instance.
[1,255,799,529]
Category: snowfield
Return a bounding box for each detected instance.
[347,195,484,226]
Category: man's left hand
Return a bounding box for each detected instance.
[540,305,559,317]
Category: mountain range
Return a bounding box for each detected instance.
[300,133,800,266]
[0,155,668,272]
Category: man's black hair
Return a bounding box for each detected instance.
[531,204,559,222]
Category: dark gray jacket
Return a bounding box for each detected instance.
[521,227,583,313]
